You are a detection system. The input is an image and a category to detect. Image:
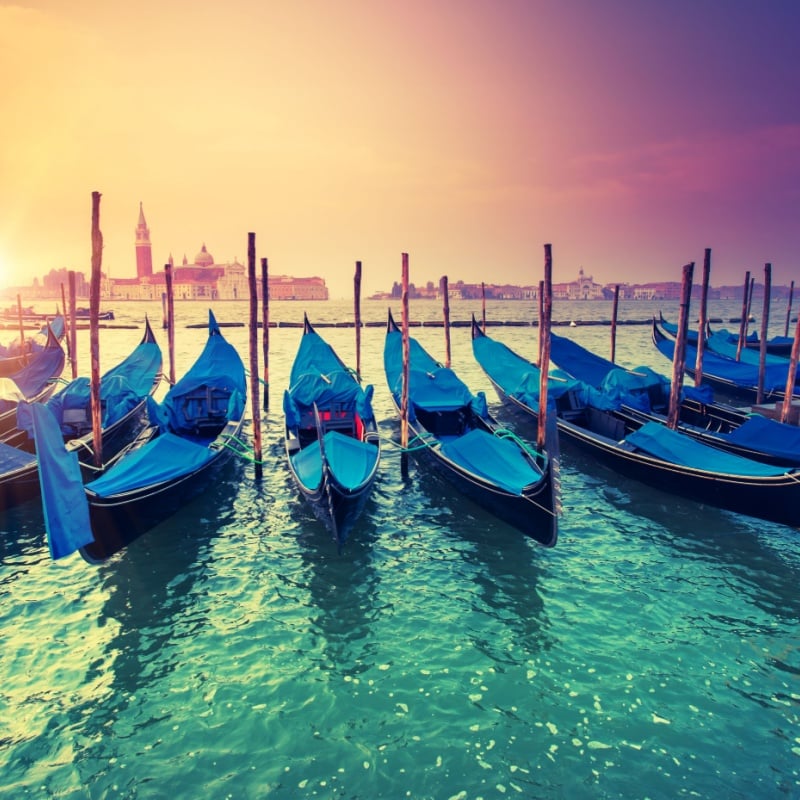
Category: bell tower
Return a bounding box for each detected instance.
[135,202,154,279]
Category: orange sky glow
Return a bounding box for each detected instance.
[1,0,799,298]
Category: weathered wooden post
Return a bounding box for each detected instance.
[15,295,25,361]
[735,270,751,361]
[67,270,78,378]
[537,245,553,450]
[400,253,410,478]
[165,263,175,385]
[694,248,711,388]
[538,279,545,366]
[247,233,262,479]
[756,263,771,405]
[781,310,800,424]
[60,282,72,371]
[354,261,362,381]
[785,280,794,338]
[261,257,269,411]
[610,284,620,363]
[440,275,451,368]
[667,262,694,430]
[481,281,486,332]
[89,191,103,468]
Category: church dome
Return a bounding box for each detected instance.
[195,244,214,267]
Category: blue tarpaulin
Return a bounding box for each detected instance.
[30,403,94,559]
[626,421,791,477]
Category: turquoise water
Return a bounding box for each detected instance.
[0,299,798,799]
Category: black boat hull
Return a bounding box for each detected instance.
[81,419,244,562]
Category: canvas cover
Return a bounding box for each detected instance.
[284,325,375,428]
[440,428,540,495]
[472,331,582,409]
[290,430,378,492]
[722,413,800,463]
[29,402,94,559]
[152,310,245,435]
[706,329,794,370]
[86,432,216,497]
[85,312,243,498]
[625,421,791,477]
[654,333,791,392]
[17,332,161,436]
[0,339,64,414]
[385,326,483,419]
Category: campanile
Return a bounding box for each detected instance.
[135,202,154,279]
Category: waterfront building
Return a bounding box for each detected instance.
[108,205,328,301]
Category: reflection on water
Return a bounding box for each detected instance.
[0,298,798,798]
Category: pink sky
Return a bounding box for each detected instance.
[1,0,798,298]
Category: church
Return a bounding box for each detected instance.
[109,204,328,301]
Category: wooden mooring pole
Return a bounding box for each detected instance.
[60,282,72,371]
[610,284,619,363]
[756,263,771,405]
[440,275,451,368]
[537,245,553,450]
[354,261,362,381]
[735,270,750,361]
[165,264,175,385]
[15,295,25,360]
[261,257,269,411]
[68,270,77,378]
[89,191,103,468]
[781,306,800,424]
[667,262,694,430]
[694,248,711,388]
[400,253,410,478]
[785,280,795,339]
[247,233,262,479]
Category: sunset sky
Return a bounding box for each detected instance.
[1,0,799,298]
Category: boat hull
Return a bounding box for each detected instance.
[80,419,243,562]
[402,414,558,545]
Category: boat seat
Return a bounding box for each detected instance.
[182,386,231,433]
[61,407,89,434]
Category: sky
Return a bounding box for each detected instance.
[1,0,799,299]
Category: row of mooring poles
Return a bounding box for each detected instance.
[396,245,555,476]
[57,271,79,379]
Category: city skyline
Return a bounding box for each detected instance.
[1,2,799,299]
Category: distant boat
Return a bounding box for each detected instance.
[74,307,115,321]
[0,322,65,441]
[652,317,797,403]
[547,327,800,468]
[2,318,162,510]
[384,309,558,546]
[471,319,800,529]
[284,315,381,544]
[32,309,246,562]
[0,316,65,377]
[659,310,793,356]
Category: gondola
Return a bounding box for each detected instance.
[283,315,380,544]
[659,310,793,356]
[32,309,246,562]
[0,317,163,511]
[548,327,800,467]
[0,321,65,441]
[472,318,800,528]
[384,310,557,546]
[0,315,65,377]
[652,317,797,403]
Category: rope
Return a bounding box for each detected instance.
[494,427,539,456]
[220,433,265,465]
